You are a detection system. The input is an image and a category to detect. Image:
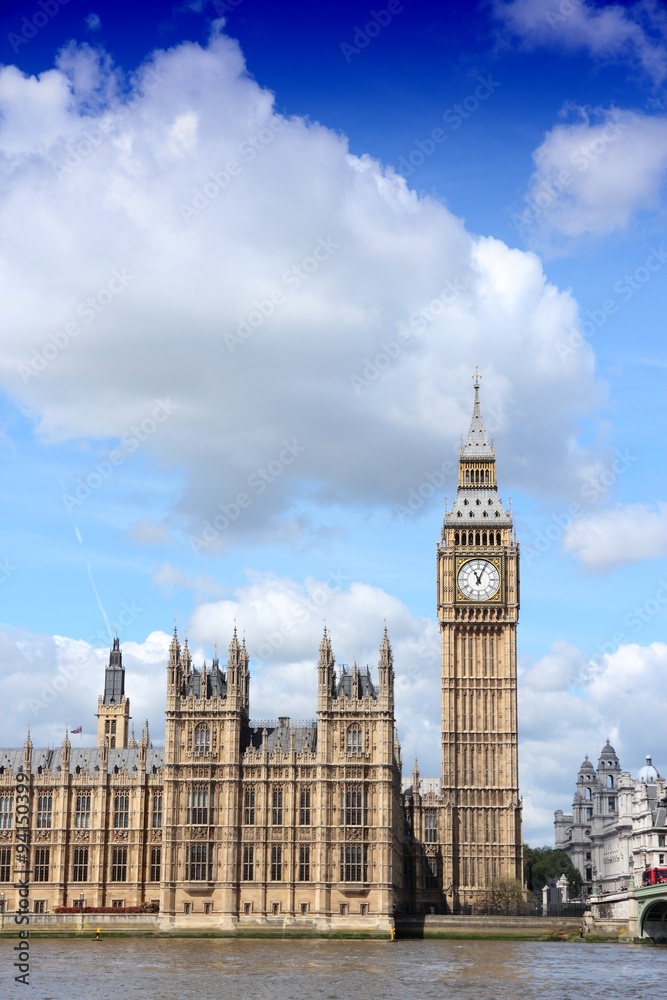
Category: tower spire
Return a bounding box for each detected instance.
[462,366,493,457]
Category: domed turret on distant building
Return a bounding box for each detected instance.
[555,742,667,895]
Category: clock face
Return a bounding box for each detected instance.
[458,559,500,601]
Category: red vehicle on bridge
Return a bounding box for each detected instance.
[642,867,667,886]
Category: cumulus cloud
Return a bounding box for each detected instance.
[0,27,602,552]
[495,0,667,84]
[562,501,667,571]
[517,107,667,240]
[519,639,667,843]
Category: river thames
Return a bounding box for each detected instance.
[2,937,666,998]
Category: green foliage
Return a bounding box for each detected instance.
[483,876,527,915]
[523,844,583,895]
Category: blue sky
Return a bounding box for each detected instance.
[0,0,665,844]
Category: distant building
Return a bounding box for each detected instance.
[555,741,667,894]
[0,376,522,928]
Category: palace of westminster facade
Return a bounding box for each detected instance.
[0,381,522,929]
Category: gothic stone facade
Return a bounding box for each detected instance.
[0,381,521,927]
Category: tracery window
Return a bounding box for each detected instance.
[194,724,210,756]
[272,788,283,826]
[0,795,13,829]
[242,845,254,881]
[152,793,163,829]
[150,847,161,883]
[72,847,89,882]
[244,788,255,825]
[346,725,363,756]
[299,787,311,826]
[75,793,91,829]
[34,848,50,883]
[270,845,282,881]
[114,793,129,828]
[424,811,437,843]
[299,845,310,882]
[186,844,212,881]
[111,847,127,882]
[342,785,367,826]
[187,786,212,825]
[340,844,367,882]
[37,794,52,829]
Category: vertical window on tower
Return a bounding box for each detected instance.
[75,794,91,829]
[270,845,282,881]
[272,787,283,825]
[114,793,129,828]
[150,847,161,882]
[0,848,11,882]
[72,847,89,882]
[187,786,211,824]
[244,788,255,825]
[194,724,210,756]
[424,811,437,843]
[340,845,367,882]
[152,793,163,829]
[424,855,439,889]
[186,844,212,881]
[299,787,311,825]
[111,847,127,882]
[346,724,363,756]
[34,848,50,882]
[608,797,616,813]
[586,807,593,820]
[0,795,14,829]
[37,794,52,828]
[242,845,254,880]
[298,845,310,881]
[342,786,367,826]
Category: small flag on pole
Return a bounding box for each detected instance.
[71,725,83,734]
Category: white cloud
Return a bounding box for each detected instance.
[0,27,602,550]
[519,108,667,239]
[1,577,665,845]
[495,0,667,84]
[562,501,667,571]
[519,639,667,843]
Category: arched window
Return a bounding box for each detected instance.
[465,471,469,484]
[496,531,501,544]
[485,470,489,483]
[585,787,592,801]
[347,725,363,756]
[475,531,480,545]
[454,532,459,545]
[482,532,487,545]
[607,775,614,788]
[194,724,210,756]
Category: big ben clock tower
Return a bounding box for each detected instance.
[437,370,522,909]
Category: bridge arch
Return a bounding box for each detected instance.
[639,897,667,942]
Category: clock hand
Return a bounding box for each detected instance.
[474,572,483,585]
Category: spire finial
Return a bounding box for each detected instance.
[473,363,481,395]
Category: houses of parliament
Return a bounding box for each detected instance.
[0,380,522,930]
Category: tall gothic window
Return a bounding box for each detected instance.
[424,855,439,889]
[152,793,163,829]
[187,786,212,825]
[194,724,210,756]
[299,787,311,826]
[299,845,310,882]
[0,848,11,882]
[346,725,363,756]
[150,847,161,883]
[186,844,212,881]
[114,793,129,828]
[34,848,50,883]
[270,845,282,881]
[272,788,283,826]
[342,785,367,826]
[111,847,127,882]
[242,845,254,881]
[75,794,91,829]
[0,795,13,829]
[244,788,255,825]
[340,845,367,882]
[72,848,89,882]
[424,811,438,843]
[37,794,52,829]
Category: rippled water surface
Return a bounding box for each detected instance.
[2,937,666,999]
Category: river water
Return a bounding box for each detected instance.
[2,937,666,999]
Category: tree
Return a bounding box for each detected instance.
[523,844,583,896]
[483,877,526,915]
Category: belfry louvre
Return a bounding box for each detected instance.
[0,381,521,929]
